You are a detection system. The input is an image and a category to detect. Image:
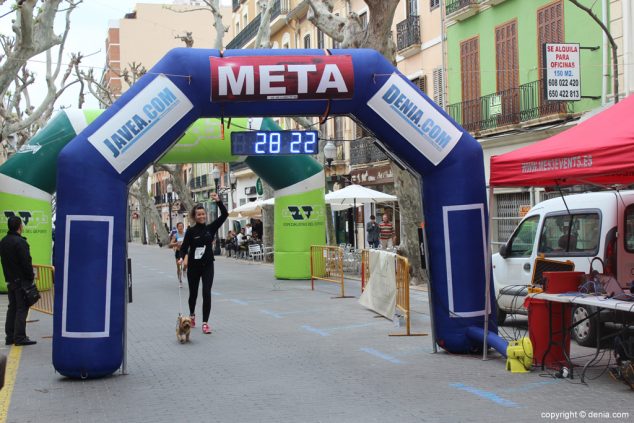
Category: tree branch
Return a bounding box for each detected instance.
[306,0,346,43]
[567,0,619,103]
[255,0,275,49]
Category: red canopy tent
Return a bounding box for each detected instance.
[490,94,634,187]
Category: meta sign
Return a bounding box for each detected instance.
[543,43,581,101]
[210,55,354,101]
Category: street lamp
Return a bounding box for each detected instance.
[323,141,337,168]
[229,171,237,209]
[166,183,173,232]
[211,166,222,255]
[229,171,237,189]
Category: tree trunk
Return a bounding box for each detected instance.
[262,181,274,262]
[255,0,274,49]
[392,166,427,285]
[137,171,170,247]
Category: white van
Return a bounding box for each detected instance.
[492,190,634,346]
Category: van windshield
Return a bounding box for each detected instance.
[507,215,539,257]
[538,213,600,255]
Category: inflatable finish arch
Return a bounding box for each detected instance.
[53,49,498,378]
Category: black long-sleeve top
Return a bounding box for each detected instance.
[180,201,228,267]
[0,231,34,285]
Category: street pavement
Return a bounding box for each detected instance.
[0,243,632,423]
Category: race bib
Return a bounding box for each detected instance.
[194,246,206,260]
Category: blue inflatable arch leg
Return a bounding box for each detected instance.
[54,48,501,378]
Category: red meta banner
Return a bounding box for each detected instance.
[210,55,354,102]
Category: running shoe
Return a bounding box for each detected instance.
[190,315,196,328]
[202,323,212,334]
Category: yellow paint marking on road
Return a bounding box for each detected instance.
[0,346,22,423]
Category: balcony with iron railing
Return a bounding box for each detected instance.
[226,0,290,50]
[350,138,388,166]
[446,79,574,135]
[445,0,480,21]
[396,15,421,56]
[189,174,209,190]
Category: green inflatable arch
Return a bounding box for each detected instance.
[0,109,326,291]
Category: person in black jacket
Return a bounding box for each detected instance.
[179,193,228,334]
[0,216,37,346]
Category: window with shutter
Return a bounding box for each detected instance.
[537,0,564,113]
[413,75,427,93]
[495,19,519,124]
[407,0,418,16]
[460,36,481,130]
[317,30,325,49]
[537,0,563,72]
[433,67,445,108]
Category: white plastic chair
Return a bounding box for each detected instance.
[248,244,264,261]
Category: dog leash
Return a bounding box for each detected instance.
[178,279,184,317]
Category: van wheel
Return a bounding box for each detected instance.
[572,306,599,347]
[497,310,507,326]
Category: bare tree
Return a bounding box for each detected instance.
[78,62,147,108]
[307,0,426,285]
[130,172,171,246]
[164,0,227,50]
[175,31,194,48]
[0,0,83,148]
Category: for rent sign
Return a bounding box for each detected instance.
[544,43,581,101]
[210,55,354,101]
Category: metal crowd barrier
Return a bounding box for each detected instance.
[390,255,426,337]
[360,249,370,293]
[32,264,54,315]
[310,245,353,298]
[361,250,426,337]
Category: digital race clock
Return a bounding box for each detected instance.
[231,131,319,155]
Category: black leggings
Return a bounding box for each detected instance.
[187,264,214,322]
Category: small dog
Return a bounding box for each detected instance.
[176,315,192,344]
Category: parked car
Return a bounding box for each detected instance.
[492,190,634,346]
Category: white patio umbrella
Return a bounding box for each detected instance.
[228,199,265,218]
[325,184,397,204]
[325,184,397,248]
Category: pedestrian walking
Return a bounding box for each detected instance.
[0,216,37,346]
[366,215,380,248]
[169,222,186,287]
[179,193,228,334]
[379,213,395,249]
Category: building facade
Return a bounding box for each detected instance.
[443,0,624,248]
